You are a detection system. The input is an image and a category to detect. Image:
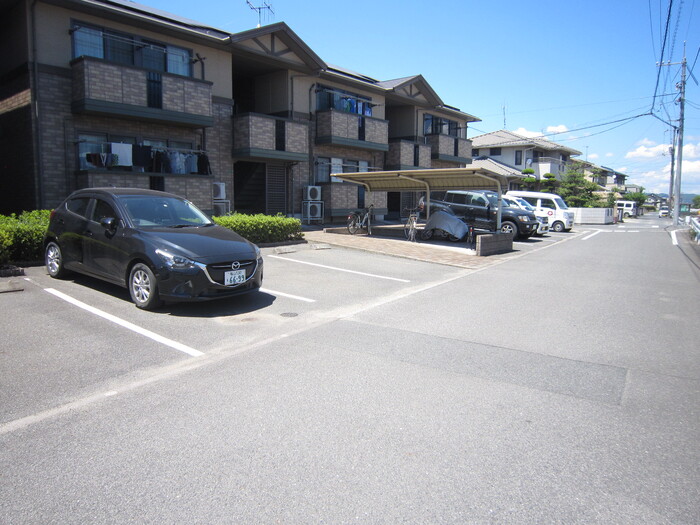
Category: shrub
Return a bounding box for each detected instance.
[0,210,52,264]
[213,213,303,244]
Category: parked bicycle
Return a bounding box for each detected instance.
[403,206,421,242]
[347,204,374,235]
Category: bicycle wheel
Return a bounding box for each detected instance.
[403,218,412,239]
[366,216,372,235]
[347,214,360,234]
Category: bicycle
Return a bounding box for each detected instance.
[403,206,421,242]
[347,204,374,235]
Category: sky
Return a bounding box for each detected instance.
[139,0,700,196]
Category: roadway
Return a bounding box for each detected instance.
[1,214,698,523]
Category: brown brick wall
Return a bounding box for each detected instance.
[37,67,231,210]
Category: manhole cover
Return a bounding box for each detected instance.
[280,312,298,318]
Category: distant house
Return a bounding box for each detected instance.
[470,130,581,185]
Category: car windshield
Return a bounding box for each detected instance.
[120,196,213,228]
[511,197,534,211]
[554,197,569,209]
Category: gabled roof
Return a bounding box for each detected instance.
[229,22,327,72]
[471,157,524,179]
[472,130,581,155]
[377,75,480,122]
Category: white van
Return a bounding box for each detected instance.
[502,195,549,235]
[615,200,638,218]
[506,191,574,232]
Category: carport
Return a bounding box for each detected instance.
[331,167,512,229]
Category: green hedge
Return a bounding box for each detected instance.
[213,213,303,244]
[0,210,52,264]
[0,210,302,265]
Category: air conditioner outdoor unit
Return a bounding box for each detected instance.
[212,200,230,216]
[304,200,323,219]
[212,182,226,200]
[305,185,322,201]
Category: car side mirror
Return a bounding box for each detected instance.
[100,217,118,231]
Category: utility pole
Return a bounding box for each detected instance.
[668,127,676,209]
[672,46,686,226]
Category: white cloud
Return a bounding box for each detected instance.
[682,142,700,158]
[605,153,614,158]
[546,124,569,134]
[588,153,600,160]
[513,127,543,138]
[637,138,657,147]
[625,143,671,159]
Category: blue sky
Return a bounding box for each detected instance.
[142,0,699,196]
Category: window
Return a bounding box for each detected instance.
[92,200,118,223]
[78,132,107,170]
[66,197,90,217]
[472,149,480,157]
[489,148,502,156]
[423,114,463,138]
[515,150,523,165]
[316,86,372,116]
[71,23,192,77]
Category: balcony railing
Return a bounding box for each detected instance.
[315,109,388,151]
[233,113,309,162]
[425,134,472,164]
[387,139,432,170]
[71,56,214,127]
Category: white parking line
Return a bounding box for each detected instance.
[671,231,678,245]
[268,255,410,282]
[44,288,204,357]
[582,230,602,241]
[260,288,316,302]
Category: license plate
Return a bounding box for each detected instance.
[224,269,246,285]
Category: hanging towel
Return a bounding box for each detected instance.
[110,143,133,167]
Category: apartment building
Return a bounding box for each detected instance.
[471,130,581,186]
[0,0,480,221]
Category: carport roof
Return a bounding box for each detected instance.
[331,167,512,193]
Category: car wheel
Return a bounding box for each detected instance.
[45,241,69,278]
[551,221,565,233]
[421,228,434,240]
[129,263,162,310]
[500,221,518,238]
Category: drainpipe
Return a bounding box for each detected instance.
[30,0,44,208]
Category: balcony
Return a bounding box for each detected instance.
[387,139,432,170]
[426,134,472,164]
[315,109,388,151]
[530,157,570,179]
[71,56,214,127]
[232,113,309,162]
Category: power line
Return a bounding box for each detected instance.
[651,0,675,112]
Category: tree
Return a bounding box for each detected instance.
[624,191,647,208]
[692,195,700,209]
[542,173,558,193]
[520,168,537,190]
[558,163,606,207]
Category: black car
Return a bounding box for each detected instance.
[430,190,539,239]
[44,188,263,309]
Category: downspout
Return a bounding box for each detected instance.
[30,0,44,208]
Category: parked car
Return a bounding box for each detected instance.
[506,190,575,232]
[44,188,263,309]
[430,190,539,239]
[615,200,638,218]
[502,195,549,236]
[658,205,669,217]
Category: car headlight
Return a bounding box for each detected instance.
[518,215,532,222]
[155,249,197,270]
[254,244,262,259]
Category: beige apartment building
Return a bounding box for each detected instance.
[0,0,480,221]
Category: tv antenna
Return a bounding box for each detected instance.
[246,1,274,28]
